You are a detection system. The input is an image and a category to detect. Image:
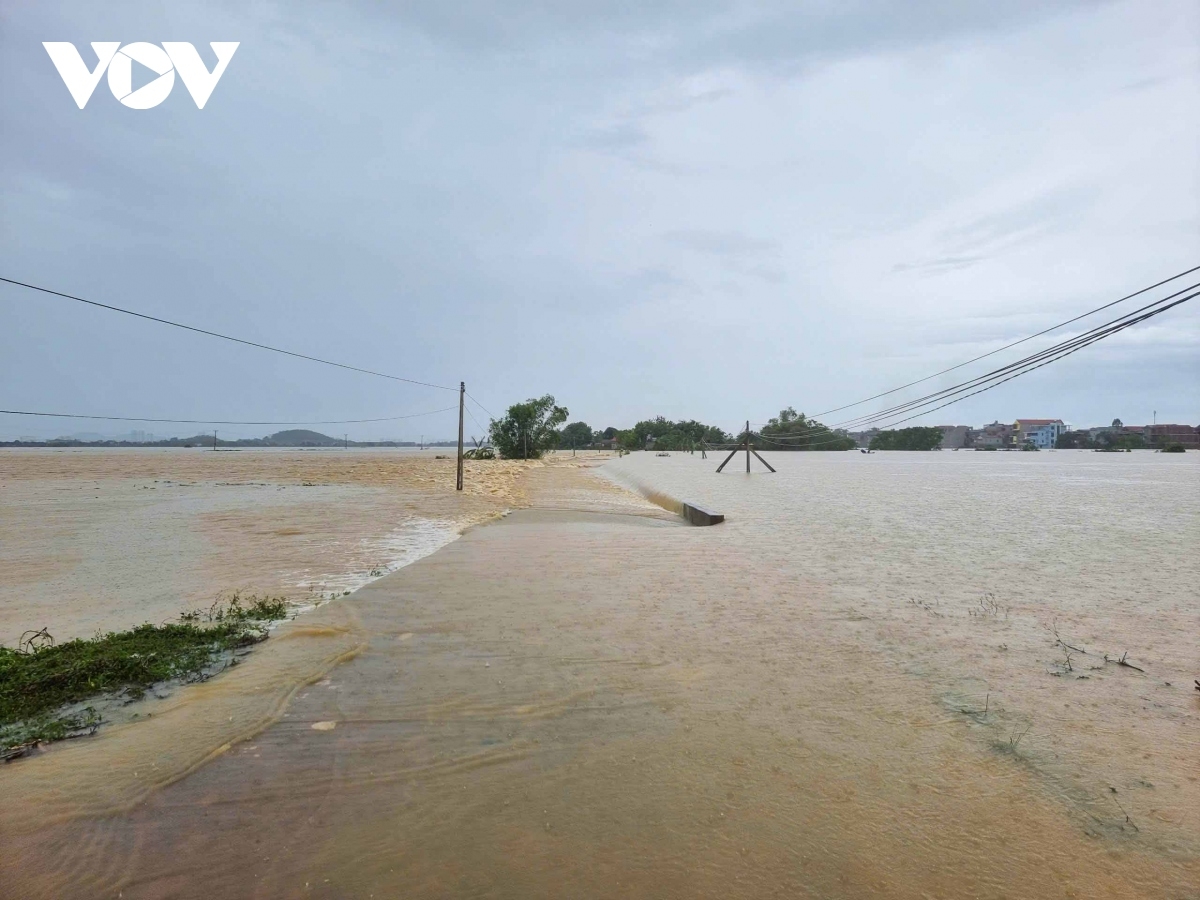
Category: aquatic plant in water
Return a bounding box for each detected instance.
[1,594,288,758]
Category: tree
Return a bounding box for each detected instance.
[489,395,569,459]
[1056,430,1091,449]
[869,427,944,451]
[561,421,594,449]
[758,407,855,451]
[601,426,618,440]
[626,417,732,451]
[1096,429,1144,450]
[616,429,641,451]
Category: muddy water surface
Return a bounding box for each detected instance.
[2,451,1197,898]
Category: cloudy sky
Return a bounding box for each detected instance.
[2,0,1197,440]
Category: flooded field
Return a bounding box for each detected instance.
[2,449,1198,898]
[603,449,1200,858]
[0,447,530,644]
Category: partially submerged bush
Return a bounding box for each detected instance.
[1,594,288,756]
[1162,442,1186,453]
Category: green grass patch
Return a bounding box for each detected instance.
[1,594,288,757]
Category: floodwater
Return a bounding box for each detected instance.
[0,447,528,644]
[2,449,1198,898]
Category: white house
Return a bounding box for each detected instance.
[1013,419,1068,449]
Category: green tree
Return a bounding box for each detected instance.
[1056,430,1092,449]
[869,427,944,451]
[1096,430,1144,450]
[758,407,855,451]
[626,417,732,451]
[616,429,641,451]
[561,421,594,449]
[489,395,569,459]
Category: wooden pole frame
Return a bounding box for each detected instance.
[714,420,775,474]
[715,444,739,473]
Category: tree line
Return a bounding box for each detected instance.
[484,397,856,459]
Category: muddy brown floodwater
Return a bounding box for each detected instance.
[1,449,1197,898]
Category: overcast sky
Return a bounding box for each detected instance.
[2,0,1197,440]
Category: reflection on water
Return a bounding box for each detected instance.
[1,451,1197,897]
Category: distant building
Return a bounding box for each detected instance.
[1144,424,1199,449]
[847,428,880,448]
[969,421,1013,448]
[1012,419,1067,449]
[937,425,972,449]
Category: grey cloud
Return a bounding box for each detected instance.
[0,0,1195,440]
[892,255,988,274]
[939,188,1092,255]
[376,1,1112,72]
[663,229,777,256]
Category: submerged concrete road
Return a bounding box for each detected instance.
[3,465,1195,898]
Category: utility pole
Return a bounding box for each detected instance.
[212,429,217,451]
[715,420,775,474]
[420,434,424,451]
[456,381,465,491]
[344,433,348,450]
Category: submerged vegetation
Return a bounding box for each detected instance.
[757,407,855,451]
[1,594,288,757]
[869,426,945,451]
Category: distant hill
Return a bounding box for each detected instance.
[264,429,339,446]
[1,430,457,448]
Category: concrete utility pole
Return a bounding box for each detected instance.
[212,430,217,451]
[456,381,465,491]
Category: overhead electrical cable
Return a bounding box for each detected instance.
[0,405,459,427]
[752,280,1198,440]
[749,288,1197,443]
[807,264,1200,418]
[857,292,1198,432]
[465,391,496,420]
[825,288,1198,433]
[464,404,487,436]
[0,276,458,392]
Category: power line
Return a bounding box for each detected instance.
[465,391,496,420]
[0,405,459,427]
[463,404,487,436]
[861,292,1197,432]
[0,276,458,392]
[754,288,1197,442]
[829,287,1197,433]
[809,264,1200,418]
[753,277,1198,439]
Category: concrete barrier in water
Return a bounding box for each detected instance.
[681,502,724,526]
